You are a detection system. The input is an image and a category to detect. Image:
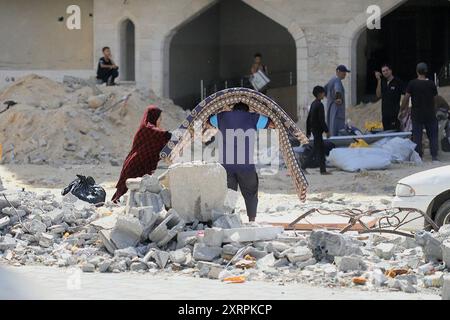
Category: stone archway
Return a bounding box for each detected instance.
[338,0,407,105]
[160,0,308,123]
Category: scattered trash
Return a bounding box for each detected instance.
[62,175,106,205]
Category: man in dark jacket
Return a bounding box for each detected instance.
[303,86,330,175]
[209,102,272,222]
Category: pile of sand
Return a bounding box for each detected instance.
[0,74,189,166]
[347,99,382,131]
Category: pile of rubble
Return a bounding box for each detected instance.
[1,163,450,299]
[0,74,189,165]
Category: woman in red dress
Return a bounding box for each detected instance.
[112,105,171,203]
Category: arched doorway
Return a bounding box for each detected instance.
[120,19,135,81]
[355,0,450,103]
[167,0,298,120]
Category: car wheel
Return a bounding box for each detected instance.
[435,199,450,227]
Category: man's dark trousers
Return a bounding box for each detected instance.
[98,68,119,84]
[302,131,326,173]
[412,118,438,158]
[226,170,258,220]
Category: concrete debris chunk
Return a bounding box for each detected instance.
[0,216,11,228]
[193,243,222,262]
[285,246,313,263]
[168,162,227,223]
[197,261,224,279]
[23,219,47,235]
[114,247,138,258]
[203,228,224,247]
[335,255,365,272]
[160,188,171,208]
[110,216,143,250]
[423,272,444,288]
[309,230,363,262]
[98,229,117,254]
[130,261,148,272]
[0,236,16,251]
[442,276,450,300]
[81,263,96,273]
[415,231,443,262]
[212,213,242,229]
[441,239,450,270]
[149,209,185,247]
[38,233,54,248]
[375,243,396,260]
[223,226,284,243]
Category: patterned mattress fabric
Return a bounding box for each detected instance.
[160,87,309,201]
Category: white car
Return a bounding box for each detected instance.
[392,165,450,228]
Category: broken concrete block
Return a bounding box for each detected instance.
[441,239,450,270]
[285,246,312,263]
[133,192,164,212]
[149,210,185,247]
[212,213,242,229]
[256,252,275,269]
[38,233,54,248]
[224,189,239,210]
[152,250,170,269]
[160,188,171,208]
[375,243,396,260]
[169,248,190,264]
[442,276,450,300]
[424,272,444,288]
[204,228,224,247]
[308,230,363,262]
[90,214,118,230]
[43,209,64,225]
[0,236,16,251]
[335,256,365,272]
[129,207,159,239]
[130,261,148,272]
[265,241,291,253]
[0,216,10,228]
[98,260,112,273]
[222,243,242,256]
[177,230,200,249]
[99,229,117,254]
[193,243,222,262]
[197,261,225,279]
[81,263,96,273]
[168,162,227,223]
[295,258,316,269]
[127,175,162,194]
[48,224,67,234]
[24,219,47,235]
[415,231,443,262]
[114,247,138,258]
[110,216,143,250]
[223,226,284,243]
[2,208,26,217]
[371,269,388,287]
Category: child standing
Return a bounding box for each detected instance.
[303,86,330,175]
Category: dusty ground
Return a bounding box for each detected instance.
[0,265,440,300]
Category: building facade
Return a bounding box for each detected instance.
[1,0,449,123]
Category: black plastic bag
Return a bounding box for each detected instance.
[299,141,335,169]
[62,175,106,205]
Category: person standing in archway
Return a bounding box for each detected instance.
[375,64,404,131]
[250,53,269,94]
[324,65,350,136]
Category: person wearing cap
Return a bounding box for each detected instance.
[401,62,439,161]
[324,65,350,136]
